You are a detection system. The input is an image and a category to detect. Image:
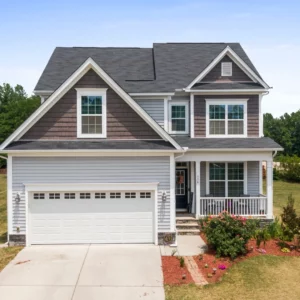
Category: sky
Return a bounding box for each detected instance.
[0,0,299,117]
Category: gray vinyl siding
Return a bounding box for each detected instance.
[11,156,171,235]
[135,99,165,128]
[247,161,260,195]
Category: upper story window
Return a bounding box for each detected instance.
[221,62,232,76]
[206,100,247,137]
[168,102,189,134]
[76,88,107,138]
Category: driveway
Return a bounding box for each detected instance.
[0,245,164,300]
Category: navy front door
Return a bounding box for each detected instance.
[176,169,188,209]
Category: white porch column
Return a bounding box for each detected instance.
[196,161,201,217]
[266,160,273,219]
[170,154,176,232]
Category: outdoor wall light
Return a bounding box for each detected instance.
[162,191,167,202]
[15,193,21,203]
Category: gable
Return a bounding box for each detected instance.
[201,55,253,83]
[21,70,161,140]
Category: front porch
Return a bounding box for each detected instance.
[174,154,273,219]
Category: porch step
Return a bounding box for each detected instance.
[177,229,201,235]
[176,223,200,230]
[176,214,197,224]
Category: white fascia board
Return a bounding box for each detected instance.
[186,46,269,89]
[185,89,268,94]
[0,58,182,151]
[33,90,54,95]
[25,182,159,192]
[184,148,283,152]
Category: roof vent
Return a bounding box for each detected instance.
[221,62,232,76]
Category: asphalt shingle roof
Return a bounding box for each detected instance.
[35,43,264,93]
[191,82,264,90]
[173,136,283,150]
[4,140,176,151]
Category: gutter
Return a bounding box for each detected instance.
[0,155,7,160]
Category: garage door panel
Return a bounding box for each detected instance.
[30,191,154,244]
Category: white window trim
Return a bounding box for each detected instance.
[206,161,247,197]
[221,62,232,76]
[76,88,107,138]
[205,99,248,138]
[168,101,189,134]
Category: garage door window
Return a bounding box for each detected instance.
[110,192,121,199]
[80,193,91,199]
[125,192,136,198]
[49,193,60,199]
[140,192,151,198]
[64,193,76,199]
[33,193,45,199]
[95,192,106,199]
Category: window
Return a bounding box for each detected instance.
[176,162,188,168]
[110,192,121,199]
[76,89,107,138]
[64,193,76,199]
[33,193,45,199]
[140,192,151,198]
[221,62,232,76]
[49,193,60,199]
[80,193,91,199]
[206,100,247,137]
[176,170,185,195]
[125,192,136,199]
[95,192,106,199]
[169,102,189,134]
[208,162,245,197]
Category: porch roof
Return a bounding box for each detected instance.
[173,136,283,151]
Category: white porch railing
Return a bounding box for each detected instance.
[198,195,268,217]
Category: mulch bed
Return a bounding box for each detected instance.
[195,232,300,284]
[161,256,194,285]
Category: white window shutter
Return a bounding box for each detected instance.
[221,62,232,76]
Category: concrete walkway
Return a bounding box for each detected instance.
[0,245,164,300]
[160,235,207,256]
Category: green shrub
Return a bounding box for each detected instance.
[277,155,300,182]
[179,256,185,268]
[267,217,283,239]
[254,227,271,248]
[201,212,260,259]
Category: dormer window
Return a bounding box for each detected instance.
[221,62,232,76]
[76,88,107,138]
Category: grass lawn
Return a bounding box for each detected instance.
[0,247,23,272]
[165,255,300,300]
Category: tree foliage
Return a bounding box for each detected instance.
[0,84,40,167]
[264,111,300,157]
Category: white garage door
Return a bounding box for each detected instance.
[29,191,154,244]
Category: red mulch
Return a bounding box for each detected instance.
[194,234,300,284]
[161,256,194,285]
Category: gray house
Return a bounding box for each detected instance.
[0,43,282,246]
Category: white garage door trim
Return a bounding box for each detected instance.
[25,182,159,246]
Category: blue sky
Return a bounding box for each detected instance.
[0,0,299,116]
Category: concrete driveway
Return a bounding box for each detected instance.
[0,245,164,300]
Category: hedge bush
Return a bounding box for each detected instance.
[199,212,259,259]
[276,155,300,182]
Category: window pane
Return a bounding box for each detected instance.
[209,105,225,120]
[210,181,226,197]
[172,119,185,132]
[95,125,102,134]
[95,96,102,105]
[89,125,95,134]
[89,116,96,125]
[95,116,102,125]
[228,105,244,120]
[228,163,244,180]
[228,120,244,135]
[82,125,89,134]
[95,105,102,114]
[172,105,185,118]
[82,116,89,125]
[209,163,225,180]
[209,120,225,135]
[82,106,88,114]
[228,181,244,197]
[89,106,95,114]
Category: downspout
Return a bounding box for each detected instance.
[0,156,7,160]
[273,150,278,158]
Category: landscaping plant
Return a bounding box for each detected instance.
[200,212,260,259]
[179,256,185,268]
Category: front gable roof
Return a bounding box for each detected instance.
[0,58,181,150]
[34,43,268,93]
[185,46,269,90]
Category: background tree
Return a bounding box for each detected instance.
[264,111,300,157]
[0,84,40,167]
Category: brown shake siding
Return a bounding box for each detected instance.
[194,95,259,137]
[21,70,161,140]
[202,56,252,82]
